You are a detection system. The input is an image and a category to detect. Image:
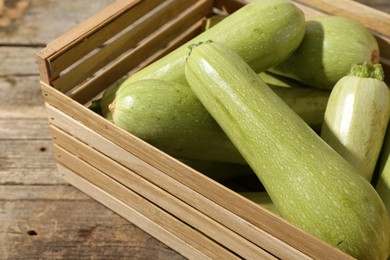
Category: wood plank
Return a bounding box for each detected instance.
[0,184,88,201]
[0,76,43,107]
[0,106,47,119]
[0,47,41,76]
[0,0,115,45]
[0,139,62,185]
[0,186,184,260]
[0,118,50,139]
[54,150,240,260]
[50,125,275,259]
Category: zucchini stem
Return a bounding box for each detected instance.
[348,62,384,81]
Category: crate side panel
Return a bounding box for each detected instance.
[41,84,349,259]
[50,125,276,259]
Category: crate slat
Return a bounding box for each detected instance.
[54,152,237,260]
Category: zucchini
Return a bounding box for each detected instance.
[120,0,305,86]
[269,16,379,90]
[376,126,390,216]
[271,86,329,132]
[109,78,329,164]
[321,63,390,182]
[109,79,246,164]
[184,41,390,259]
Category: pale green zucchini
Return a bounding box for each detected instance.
[271,86,329,132]
[321,63,390,182]
[109,79,246,164]
[258,71,304,88]
[376,126,390,216]
[184,41,389,259]
[269,16,379,90]
[119,0,305,87]
[109,78,328,164]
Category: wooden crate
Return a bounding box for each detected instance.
[37,0,390,259]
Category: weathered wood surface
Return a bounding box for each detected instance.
[0,0,185,258]
[0,0,388,259]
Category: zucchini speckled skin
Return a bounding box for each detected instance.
[109,78,329,164]
[269,16,379,90]
[185,41,390,260]
[376,125,390,216]
[109,79,246,164]
[120,0,305,87]
[321,63,390,182]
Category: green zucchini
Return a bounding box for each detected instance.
[119,0,305,87]
[271,86,329,132]
[185,41,389,259]
[109,78,329,164]
[321,63,390,182]
[269,16,380,90]
[376,126,390,216]
[109,79,246,164]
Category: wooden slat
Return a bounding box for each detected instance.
[49,125,275,259]
[0,47,42,76]
[41,89,350,259]
[54,147,239,260]
[0,185,87,201]
[0,118,50,140]
[293,0,390,39]
[0,139,61,185]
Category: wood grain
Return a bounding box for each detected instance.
[1,0,389,259]
[0,0,184,258]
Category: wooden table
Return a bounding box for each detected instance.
[1,0,388,259]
